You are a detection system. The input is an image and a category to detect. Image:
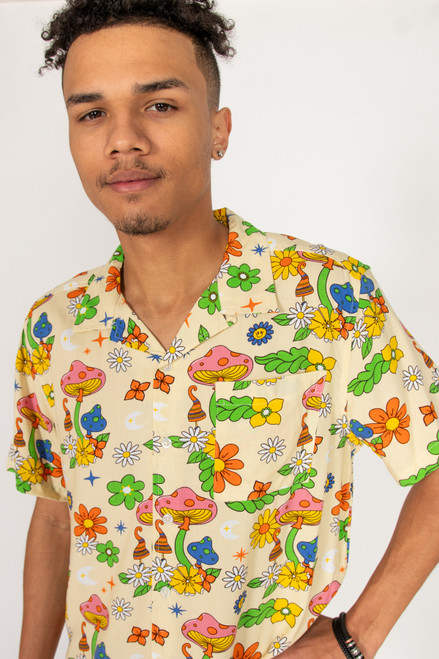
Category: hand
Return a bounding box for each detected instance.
[281,615,347,658]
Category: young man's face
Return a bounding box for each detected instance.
[63,24,230,235]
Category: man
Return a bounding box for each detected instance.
[7,1,439,658]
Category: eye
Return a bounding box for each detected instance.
[149,103,175,113]
[80,109,106,122]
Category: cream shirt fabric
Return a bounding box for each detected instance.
[8,209,439,659]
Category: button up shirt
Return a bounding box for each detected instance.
[8,209,439,659]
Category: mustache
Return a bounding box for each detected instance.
[96,159,167,190]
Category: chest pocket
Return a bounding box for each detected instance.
[213,371,326,503]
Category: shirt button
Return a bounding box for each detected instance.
[163,513,173,525]
[162,437,172,449]
[160,586,171,598]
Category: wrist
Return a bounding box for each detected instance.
[344,608,380,659]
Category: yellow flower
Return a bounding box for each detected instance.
[277,562,308,591]
[305,348,336,382]
[381,336,404,374]
[203,431,216,458]
[250,398,283,428]
[271,598,303,628]
[271,250,303,280]
[18,457,44,484]
[309,307,341,342]
[124,340,149,352]
[31,346,50,375]
[42,384,55,407]
[250,509,280,548]
[16,346,32,376]
[342,256,368,281]
[170,565,203,595]
[76,437,95,466]
[363,302,385,338]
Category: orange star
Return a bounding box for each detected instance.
[107,577,115,589]
[83,347,91,355]
[184,311,192,327]
[101,587,106,593]
[241,298,263,313]
[233,547,249,562]
[93,332,108,348]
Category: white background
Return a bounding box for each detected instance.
[1,1,438,657]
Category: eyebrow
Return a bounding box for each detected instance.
[65,78,190,109]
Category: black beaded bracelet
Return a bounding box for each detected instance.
[332,613,364,659]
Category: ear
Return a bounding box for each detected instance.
[211,107,232,160]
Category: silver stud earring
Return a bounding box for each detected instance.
[217,150,224,158]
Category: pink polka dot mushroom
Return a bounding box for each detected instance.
[17,394,53,431]
[276,488,324,530]
[181,613,236,657]
[61,360,106,403]
[187,345,253,386]
[156,487,217,532]
[309,580,340,615]
[80,594,109,631]
[136,494,153,526]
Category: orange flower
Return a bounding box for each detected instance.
[125,380,150,401]
[151,623,169,645]
[331,483,351,516]
[153,370,175,394]
[233,642,262,659]
[67,286,87,300]
[74,504,107,539]
[248,480,272,500]
[420,402,437,427]
[105,266,122,294]
[367,397,410,448]
[224,231,242,260]
[127,626,149,645]
[124,323,148,345]
[213,442,243,493]
[337,311,355,341]
[89,436,108,459]
[44,453,65,488]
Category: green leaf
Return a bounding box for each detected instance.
[266,284,276,294]
[95,433,110,445]
[242,221,263,236]
[294,327,312,342]
[118,572,130,584]
[329,424,338,436]
[255,347,310,375]
[347,353,386,396]
[216,396,254,422]
[430,383,439,395]
[144,439,154,450]
[361,337,373,359]
[60,445,66,454]
[46,336,55,346]
[188,450,205,464]
[273,314,293,327]
[170,435,185,448]
[344,315,356,325]
[205,568,221,578]
[127,318,137,335]
[247,577,263,588]
[154,580,170,591]
[263,583,278,599]
[233,380,252,391]
[69,457,77,469]
[278,463,293,476]
[134,584,151,598]
[198,325,210,343]
[337,436,348,449]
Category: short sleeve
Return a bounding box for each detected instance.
[7,308,67,501]
[346,268,439,486]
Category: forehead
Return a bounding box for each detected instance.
[63,24,206,99]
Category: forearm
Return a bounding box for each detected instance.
[19,498,70,659]
[345,467,439,657]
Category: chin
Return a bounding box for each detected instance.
[112,212,172,236]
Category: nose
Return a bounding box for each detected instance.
[104,111,151,157]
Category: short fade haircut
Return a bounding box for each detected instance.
[41,0,235,109]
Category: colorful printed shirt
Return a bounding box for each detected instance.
[8,209,439,659]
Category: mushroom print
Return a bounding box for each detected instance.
[181,613,236,658]
[156,488,217,570]
[60,360,106,444]
[276,489,324,563]
[136,494,153,526]
[16,394,53,466]
[80,594,110,657]
[308,580,341,615]
[187,346,254,386]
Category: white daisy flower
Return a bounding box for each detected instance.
[289,449,313,475]
[330,517,340,534]
[402,365,424,391]
[334,415,349,437]
[75,533,98,555]
[111,597,133,621]
[286,302,315,329]
[432,368,439,387]
[180,426,209,453]
[67,296,83,317]
[150,557,173,583]
[63,435,77,458]
[107,347,132,373]
[351,320,368,349]
[126,563,151,587]
[270,636,290,656]
[319,393,332,418]
[258,436,286,463]
[309,243,334,256]
[222,565,247,592]
[112,441,142,467]
[150,434,162,453]
[164,338,185,364]
[216,259,230,279]
[260,564,282,588]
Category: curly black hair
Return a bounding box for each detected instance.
[41,0,235,108]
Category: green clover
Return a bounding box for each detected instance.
[74,294,100,326]
[96,540,120,567]
[107,473,145,510]
[198,282,221,315]
[227,263,261,292]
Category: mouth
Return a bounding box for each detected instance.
[106,170,161,194]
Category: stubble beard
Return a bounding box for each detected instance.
[112,205,172,236]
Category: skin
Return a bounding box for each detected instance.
[19,22,439,659]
